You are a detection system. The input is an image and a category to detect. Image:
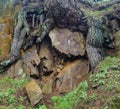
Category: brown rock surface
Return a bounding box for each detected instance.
[55,59,88,93]
[26,80,43,106]
[23,47,40,78]
[42,79,53,94]
[49,28,86,57]
[7,60,23,78]
[39,40,54,76]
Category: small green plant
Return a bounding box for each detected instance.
[89,93,97,100]
[52,81,88,109]
[8,95,17,103]
[7,88,16,94]
[0,92,4,102]
[35,104,47,109]
[98,79,105,86]
[0,76,29,108]
[7,104,26,109]
[17,105,26,109]
[103,106,109,109]
[89,56,120,88]
[13,77,29,88]
[19,96,27,102]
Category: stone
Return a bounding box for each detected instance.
[42,79,53,94]
[23,47,40,78]
[49,28,85,57]
[55,59,88,93]
[39,41,53,60]
[39,40,54,75]
[26,80,43,106]
[7,60,24,78]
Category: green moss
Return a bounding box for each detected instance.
[100,56,120,71]
[88,0,111,4]
[88,6,115,17]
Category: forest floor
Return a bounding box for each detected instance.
[0,56,120,109]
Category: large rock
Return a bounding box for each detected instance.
[26,80,43,106]
[55,59,88,93]
[49,28,86,57]
[23,47,40,78]
[7,60,24,78]
[39,40,54,76]
[113,30,120,57]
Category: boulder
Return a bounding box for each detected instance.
[7,60,24,78]
[26,80,43,106]
[49,28,86,57]
[23,47,40,78]
[39,40,54,76]
[55,59,88,93]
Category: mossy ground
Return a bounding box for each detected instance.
[0,75,29,109]
[86,56,120,109]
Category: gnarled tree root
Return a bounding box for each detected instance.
[0,4,45,71]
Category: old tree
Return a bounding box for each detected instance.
[0,0,120,74]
